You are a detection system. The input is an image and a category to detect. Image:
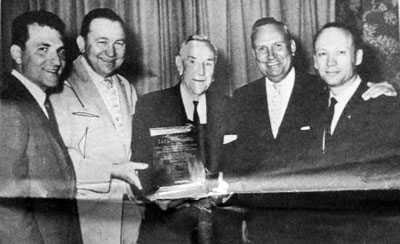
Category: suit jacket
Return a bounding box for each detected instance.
[51,55,137,200]
[0,72,82,244]
[225,71,324,175]
[50,56,139,244]
[131,84,231,193]
[313,80,400,169]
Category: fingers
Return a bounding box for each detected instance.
[130,173,143,190]
[362,81,397,101]
[129,162,149,170]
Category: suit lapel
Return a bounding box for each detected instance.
[333,81,367,137]
[278,73,302,136]
[68,57,122,130]
[252,78,274,140]
[3,73,54,132]
[174,85,191,124]
[1,73,75,181]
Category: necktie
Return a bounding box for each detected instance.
[193,100,200,129]
[44,96,57,129]
[269,83,282,138]
[324,97,337,136]
[322,97,337,153]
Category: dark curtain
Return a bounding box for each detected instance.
[0,0,335,96]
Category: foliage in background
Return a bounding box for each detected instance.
[337,0,400,86]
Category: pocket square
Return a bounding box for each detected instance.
[223,135,237,144]
[300,126,311,131]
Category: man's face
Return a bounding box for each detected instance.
[176,41,216,96]
[252,24,296,83]
[314,27,363,90]
[79,18,126,77]
[15,23,65,91]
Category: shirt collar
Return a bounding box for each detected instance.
[329,75,362,105]
[11,69,47,106]
[180,83,206,105]
[265,67,295,97]
[180,83,207,123]
[81,56,111,84]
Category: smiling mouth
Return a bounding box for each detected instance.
[45,69,59,74]
[325,71,340,76]
[267,61,280,67]
[100,58,115,64]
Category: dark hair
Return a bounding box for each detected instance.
[313,22,363,52]
[11,10,66,50]
[251,17,292,48]
[80,8,126,38]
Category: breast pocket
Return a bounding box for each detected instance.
[70,110,101,157]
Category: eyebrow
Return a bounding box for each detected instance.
[95,37,126,41]
[36,42,51,47]
[187,55,215,61]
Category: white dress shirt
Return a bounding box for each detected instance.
[265,68,296,138]
[180,83,207,124]
[329,75,362,134]
[11,69,48,118]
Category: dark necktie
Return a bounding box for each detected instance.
[324,97,337,136]
[193,100,200,129]
[322,97,337,153]
[44,96,60,136]
[45,97,56,123]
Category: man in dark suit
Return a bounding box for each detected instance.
[132,35,230,244]
[0,10,83,244]
[313,22,400,169]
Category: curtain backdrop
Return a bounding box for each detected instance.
[0,0,335,96]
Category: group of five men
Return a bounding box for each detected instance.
[0,7,399,244]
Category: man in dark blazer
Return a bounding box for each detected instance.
[132,35,230,244]
[0,10,82,244]
[224,17,326,175]
[312,22,400,169]
[132,78,228,176]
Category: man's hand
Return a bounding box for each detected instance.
[362,81,397,101]
[111,161,148,189]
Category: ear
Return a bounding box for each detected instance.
[10,45,22,65]
[313,54,318,70]
[76,35,85,53]
[175,55,184,76]
[290,40,296,55]
[355,49,363,66]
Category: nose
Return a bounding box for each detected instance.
[105,44,116,57]
[327,54,337,66]
[49,50,62,67]
[267,47,276,60]
[197,63,206,76]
